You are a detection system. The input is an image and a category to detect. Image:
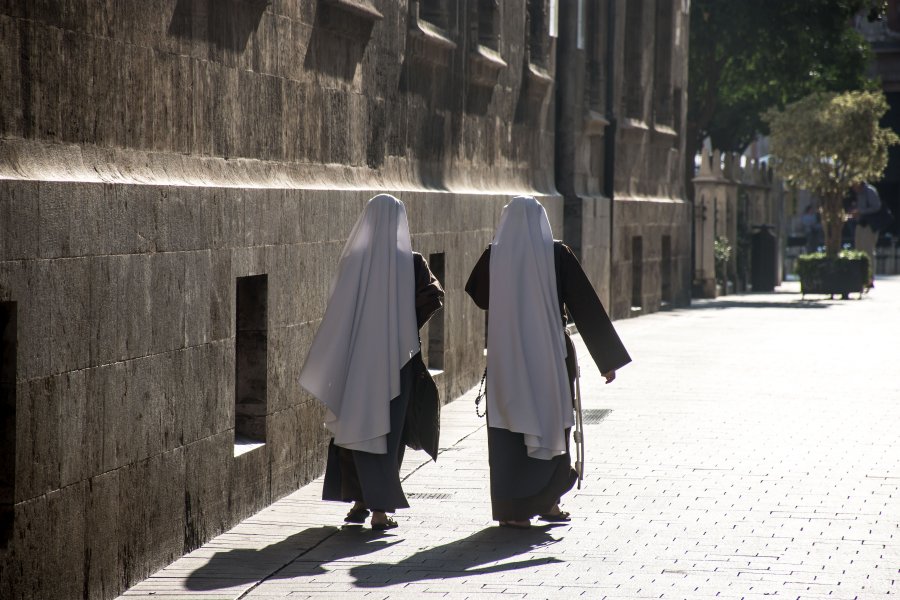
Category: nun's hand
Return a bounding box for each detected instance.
[602,370,616,384]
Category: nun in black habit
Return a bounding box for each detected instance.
[299,194,443,530]
[465,196,631,528]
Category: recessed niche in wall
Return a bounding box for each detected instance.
[0,302,16,551]
[469,0,507,88]
[653,0,675,127]
[631,236,644,311]
[427,253,445,373]
[235,276,267,457]
[623,0,644,120]
[661,235,673,306]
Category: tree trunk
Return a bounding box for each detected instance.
[821,193,844,257]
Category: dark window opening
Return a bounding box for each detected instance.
[672,86,683,137]
[585,0,607,113]
[623,0,644,119]
[653,0,674,127]
[0,302,16,551]
[419,0,451,32]
[235,276,267,454]
[427,253,445,371]
[527,0,549,68]
[661,235,673,304]
[631,237,644,310]
[477,0,501,50]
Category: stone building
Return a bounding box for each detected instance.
[0,1,691,598]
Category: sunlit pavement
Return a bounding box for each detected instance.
[119,277,900,599]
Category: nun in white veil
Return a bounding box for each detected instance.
[299,194,444,530]
[465,196,631,528]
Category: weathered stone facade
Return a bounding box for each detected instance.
[555,0,692,317]
[0,2,691,598]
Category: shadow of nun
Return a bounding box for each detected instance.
[184,525,402,591]
[349,524,566,588]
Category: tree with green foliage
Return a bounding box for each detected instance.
[688,0,882,191]
[765,90,899,257]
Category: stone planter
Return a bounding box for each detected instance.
[797,254,869,299]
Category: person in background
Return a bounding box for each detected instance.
[850,181,882,287]
[800,204,823,253]
[299,194,444,531]
[465,196,631,529]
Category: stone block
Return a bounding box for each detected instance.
[145,448,187,575]
[56,369,100,486]
[183,431,231,552]
[34,25,63,142]
[84,470,123,600]
[109,185,156,255]
[8,260,50,381]
[190,59,213,156]
[120,253,152,359]
[0,182,39,262]
[176,343,230,446]
[209,248,234,342]
[268,405,302,500]
[9,484,87,600]
[117,448,185,589]
[85,361,122,473]
[297,400,329,485]
[49,257,92,373]
[123,44,155,150]
[88,255,121,365]
[37,182,74,258]
[0,16,22,138]
[184,250,212,347]
[267,325,299,414]
[221,187,245,249]
[150,250,186,354]
[281,79,306,162]
[229,442,270,523]
[15,376,58,502]
[281,192,301,245]
[200,187,226,250]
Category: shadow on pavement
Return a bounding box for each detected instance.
[689,298,833,310]
[184,525,400,591]
[349,525,565,587]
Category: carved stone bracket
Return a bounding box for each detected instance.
[523,62,553,101]
[583,109,610,136]
[321,0,383,21]
[408,12,456,66]
[469,44,507,88]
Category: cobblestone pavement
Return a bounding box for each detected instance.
[119,277,900,600]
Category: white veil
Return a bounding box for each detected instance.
[299,194,419,454]
[487,196,573,459]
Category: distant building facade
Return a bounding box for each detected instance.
[0,2,691,598]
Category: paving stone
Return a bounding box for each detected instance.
[119,278,900,599]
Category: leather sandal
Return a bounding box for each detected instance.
[538,510,571,522]
[498,520,532,529]
[344,507,370,524]
[371,517,398,531]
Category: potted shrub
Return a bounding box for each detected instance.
[765,90,898,296]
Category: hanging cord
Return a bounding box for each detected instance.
[474,367,487,418]
[573,357,585,490]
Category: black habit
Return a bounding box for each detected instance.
[465,241,631,520]
[321,252,444,512]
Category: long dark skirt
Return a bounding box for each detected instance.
[487,426,578,521]
[321,360,413,512]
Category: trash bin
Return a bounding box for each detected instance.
[751,225,777,292]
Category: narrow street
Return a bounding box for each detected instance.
[120,278,900,599]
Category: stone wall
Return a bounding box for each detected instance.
[0,1,691,598]
[555,0,692,317]
[0,2,562,598]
